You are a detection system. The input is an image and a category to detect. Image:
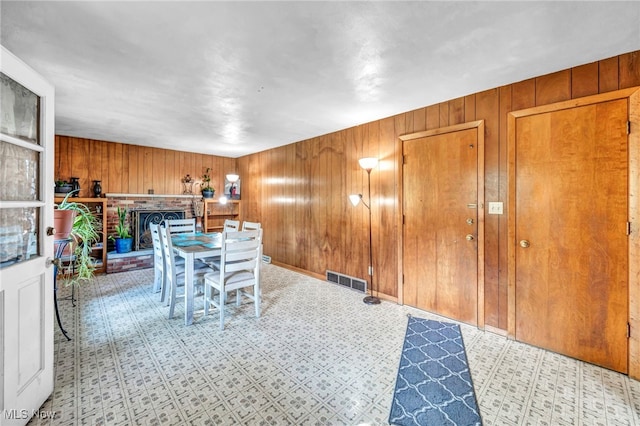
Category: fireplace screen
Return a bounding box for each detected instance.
[132,209,185,250]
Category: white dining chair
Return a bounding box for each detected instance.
[151,222,192,303]
[159,225,212,319]
[166,218,196,235]
[150,222,164,294]
[203,230,262,330]
[223,219,240,232]
[241,221,261,231]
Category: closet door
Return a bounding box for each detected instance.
[510,98,628,373]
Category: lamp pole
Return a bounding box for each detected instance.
[350,157,380,305]
[362,166,380,305]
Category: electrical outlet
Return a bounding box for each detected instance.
[488,202,503,215]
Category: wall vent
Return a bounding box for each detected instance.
[326,270,367,293]
[262,254,272,264]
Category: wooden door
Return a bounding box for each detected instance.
[511,99,629,373]
[402,123,484,326]
[0,47,56,424]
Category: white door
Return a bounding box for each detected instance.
[0,46,55,425]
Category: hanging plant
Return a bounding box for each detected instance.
[56,190,101,285]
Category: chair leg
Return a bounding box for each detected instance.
[255,285,260,318]
[152,267,161,293]
[168,279,176,319]
[163,279,170,307]
[219,289,225,330]
[203,283,210,316]
[159,270,167,303]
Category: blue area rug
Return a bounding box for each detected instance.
[389,316,482,426]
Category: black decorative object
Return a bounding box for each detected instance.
[92,180,102,198]
[70,177,80,197]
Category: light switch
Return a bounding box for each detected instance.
[488,202,503,215]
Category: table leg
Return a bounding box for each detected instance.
[185,253,194,325]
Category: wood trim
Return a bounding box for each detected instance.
[399,120,484,141]
[507,112,517,339]
[507,86,640,377]
[272,261,325,281]
[476,121,486,330]
[629,88,640,379]
[484,324,508,337]
[395,121,405,305]
[398,119,486,329]
[509,87,640,118]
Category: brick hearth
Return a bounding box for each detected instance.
[107,249,153,274]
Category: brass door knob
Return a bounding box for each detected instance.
[47,227,56,236]
[466,234,474,241]
[46,258,61,268]
[520,240,530,248]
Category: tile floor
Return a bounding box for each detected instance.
[30,264,640,425]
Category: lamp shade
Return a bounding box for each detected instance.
[349,194,362,206]
[226,173,240,183]
[358,157,378,171]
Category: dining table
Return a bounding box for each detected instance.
[171,231,223,325]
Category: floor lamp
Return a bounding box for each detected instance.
[349,157,380,305]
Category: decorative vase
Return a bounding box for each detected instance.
[70,177,80,197]
[114,237,133,254]
[92,180,102,198]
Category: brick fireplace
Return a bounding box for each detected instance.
[105,193,201,273]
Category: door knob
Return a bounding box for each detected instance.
[465,234,474,241]
[47,227,56,236]
[520,240,530,248]
[466,218,474,225]
[46,258,61,268]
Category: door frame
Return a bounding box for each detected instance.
[507,87,640,379]
[398,120,485,328]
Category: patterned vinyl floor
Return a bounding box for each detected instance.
[30,264,640,425]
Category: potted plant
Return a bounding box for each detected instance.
[201,168,215,199]
[111,206,133,253]
[54,179,74,196]
[55,190,101,285]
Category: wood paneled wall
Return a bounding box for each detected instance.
[54,138,237,198]
[54,50,640,332]
[237,50,640,331]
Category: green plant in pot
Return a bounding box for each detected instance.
[201,168,215,199]
[110,206,133,253]
[55,179,73,195]
[55,190,101,285]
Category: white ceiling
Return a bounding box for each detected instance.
[2,1,639,158]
